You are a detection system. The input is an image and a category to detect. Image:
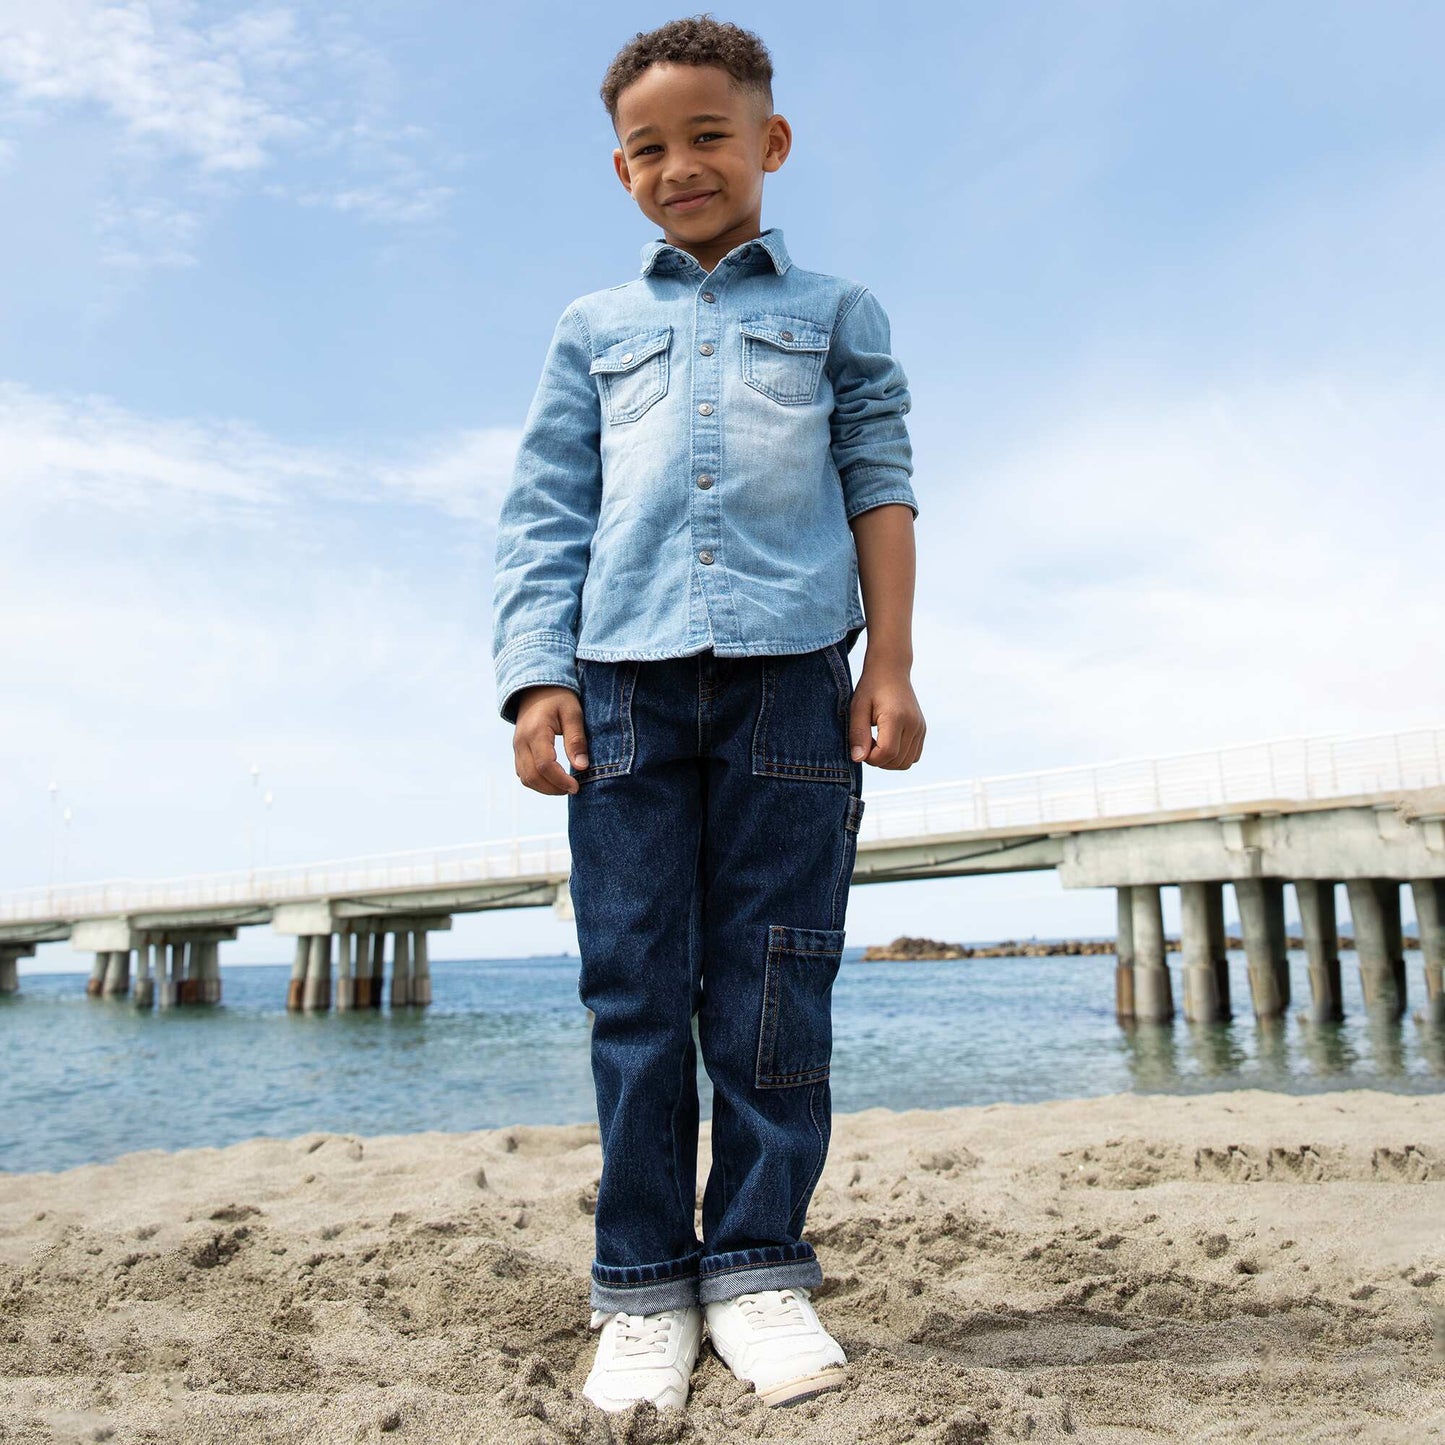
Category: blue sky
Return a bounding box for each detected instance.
[3,1,1442,966]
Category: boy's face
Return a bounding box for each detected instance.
[612,62,790,271]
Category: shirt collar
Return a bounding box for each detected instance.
[639,226,792,278]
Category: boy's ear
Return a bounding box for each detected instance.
[613,148,634,196]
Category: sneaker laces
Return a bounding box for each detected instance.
[735,1288,807,1329]
[609,1309,676,1358]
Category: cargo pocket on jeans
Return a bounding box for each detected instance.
[571,658,640,784]
[829,793,866,932]
[751,645,852,783]
[755,924,845,1089]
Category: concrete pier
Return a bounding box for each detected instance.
[1131,884,1173,1023]
[1114,886,1136,1020]
[335,932,356,1011]
[1234,877,1290,1018]
[302,934,333,1012]
[1346,878,1407,1018]
[193,938,222,1004]
[101,948,131,997]
[159,942,185,1008]
[86,953,107,997]
[354,933,382,1010]
[0,944,31,993]
[287,937,308,1011]
[1295,880,1344,1023]
[391,930,413,1007]
[412,929,432,1007]
[133,942,156,1008]
[1409,880,1445,1025]
[1180,881,1230,1023]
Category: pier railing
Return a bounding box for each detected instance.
[4,726,1441,926]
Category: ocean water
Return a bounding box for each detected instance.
[2,949,1442,1174]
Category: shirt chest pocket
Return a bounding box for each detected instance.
[589,326,671,424]
[740,315,831,405]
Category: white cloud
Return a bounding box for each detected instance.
[0,381,518,522]
[0,0,307,172]
[909,368,1445,772]
[0,1,457,253]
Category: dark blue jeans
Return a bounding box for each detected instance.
[566,642,865,1312]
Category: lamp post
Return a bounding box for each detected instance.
[47,781,60,892]
[247,762,261,876]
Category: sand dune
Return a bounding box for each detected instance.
[1,1090,1442,1442]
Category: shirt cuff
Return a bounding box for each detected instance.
[842,465,919,521]
[495,629,579,724]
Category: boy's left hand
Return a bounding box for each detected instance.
[848,662,925,769]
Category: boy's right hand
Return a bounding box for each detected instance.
[512,685,589,795]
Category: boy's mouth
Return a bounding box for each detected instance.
[665,190,716,212]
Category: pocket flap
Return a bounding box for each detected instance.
[739,315,830,352]
[589,327,671,375]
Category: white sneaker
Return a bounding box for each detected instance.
[703,1287,846,1406]
[581,1305,702,1413]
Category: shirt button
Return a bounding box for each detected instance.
[779,330,793,342]
[698,402,713,416]
[696,474,713,489]
[701,291,716,303]
[620,352,633,364]
[698,343,714,356]
[698,549,714,565]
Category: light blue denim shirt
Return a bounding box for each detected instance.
[491,226,917,723]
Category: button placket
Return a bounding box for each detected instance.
[689,282,725,640]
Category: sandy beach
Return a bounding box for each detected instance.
[1,1090,1442,1443]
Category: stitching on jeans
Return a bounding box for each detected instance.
[789,1082,828,1238]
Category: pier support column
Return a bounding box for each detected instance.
[133,942,155,1008]
[86,953,108,997]
[1296,880,1344,1023]
[336,933,355,1012]
[1235,878,1290,1019]
[1131,885,1173,1023]
[1114,886,1136,1021]
[353,933,376,1009]
[159,942,184,1008]
[197,939,221,1004]
[1410,880,1445,1025]
[303,934,333,1011]
[1347,878,1407,1018]
[412,930,432,1007]
[1181,882,1229,1022]
[367,934,385,1008]
[102,948,131,997]
[391,930,413,1007]
[0,951,20,993]
[287,937,308,1010]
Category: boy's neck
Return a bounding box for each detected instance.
[664,216,766,275]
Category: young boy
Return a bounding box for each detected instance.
[491,15,924,1414]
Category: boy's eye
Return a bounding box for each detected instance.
[635,133,724,157]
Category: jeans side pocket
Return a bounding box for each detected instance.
[572,658,640,783]
[755,924,845,1089]
[751,648,852,783]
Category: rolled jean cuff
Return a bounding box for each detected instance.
[697,1242,823,1305]
[590,1250,701,1314]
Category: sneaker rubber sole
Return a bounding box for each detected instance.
[756,1364,847,1407]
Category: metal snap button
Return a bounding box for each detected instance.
[696,474,713,489]
[620,352,633,364]
[698,549,714,565]
[779,330,793,342]
[698,402,713,416]
[701,291,716,303]
[699,343,714,356]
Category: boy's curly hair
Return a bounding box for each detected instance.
[600,14,773,128]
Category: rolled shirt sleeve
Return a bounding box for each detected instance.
[491,303,602,723]
[828,286,918,521]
